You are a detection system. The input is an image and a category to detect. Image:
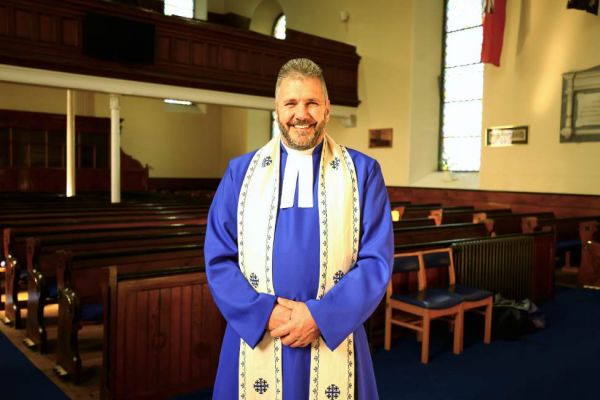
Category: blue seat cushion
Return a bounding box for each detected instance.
[393,255,420,273]
[79,303,104,322]
[392,288,462,310]
[451,284,492,302]
[422,251,451,270]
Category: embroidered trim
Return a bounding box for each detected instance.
[325,384,341,399]
[249,273,259,289]
[333,270,344,284]
[318,152,329,299]
[240,342,247,398]
[330,156,341,170]
[341,147,360,266]
[311,339,321,400]
[262,156,273,167]
[347,337,354,399]
[254,378,269,394]
[238,151,262,278]
[264,180,279,295]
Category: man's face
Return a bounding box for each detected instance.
[275,76,330,150]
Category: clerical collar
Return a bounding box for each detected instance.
[280,140,317,209]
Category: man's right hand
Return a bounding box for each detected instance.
[267,303,292,331]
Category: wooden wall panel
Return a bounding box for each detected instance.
[0,0,360,106]
[388,186,600,217]
[61,17,79,47]
[0,5,9,36]
[173,38,190,64]
[15,9,35,40]
[39,14,58,43]
[156,35,170,61]
[190,42,204,66]
[0,109,148,193]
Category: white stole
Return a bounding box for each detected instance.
[237,134,360,400]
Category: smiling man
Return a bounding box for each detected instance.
[205,58,393,399]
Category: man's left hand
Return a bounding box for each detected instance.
[270,297,320,348]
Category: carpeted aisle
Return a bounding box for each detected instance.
[0,330,68,399]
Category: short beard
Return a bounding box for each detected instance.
[278,119,326,151]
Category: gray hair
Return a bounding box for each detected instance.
[275,58,329,101]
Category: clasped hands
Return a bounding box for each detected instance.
[268,297,320,348]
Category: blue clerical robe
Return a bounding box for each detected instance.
[204,142,393,399]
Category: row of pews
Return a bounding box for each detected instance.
[1,192,598,395]
[0,193,223,399]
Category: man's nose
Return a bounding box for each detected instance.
[295,104,310,120]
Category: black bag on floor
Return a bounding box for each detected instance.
[492,294,544,340]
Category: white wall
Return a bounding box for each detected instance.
[481,0,600,195]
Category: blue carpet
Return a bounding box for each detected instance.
[0,331,68,399]
[374,287,600,400]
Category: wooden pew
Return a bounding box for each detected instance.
[579,221,600,286]
[523,215,600,271]
[426,205,475,225]
[55,243,204,383]
[102,266,224,399]
[483,212,555,236]
[2,216,205,327]
[392,218,436,229]
[394,222,489,246]
[394,203,443,220]
[25,226,205,352]
[580,240,600,288]
[0,207,208,221]
[436,208,512,225]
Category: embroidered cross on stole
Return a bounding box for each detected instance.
[237,134,360,399]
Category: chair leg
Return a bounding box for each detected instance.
[453,309,464,355]
[421,317,430,364]
[484,301,492,344]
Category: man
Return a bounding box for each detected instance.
[205,58,393,399]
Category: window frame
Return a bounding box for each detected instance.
[438,0,483,173]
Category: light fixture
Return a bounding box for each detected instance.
[164,98,193,106]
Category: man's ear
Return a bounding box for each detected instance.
[325,101,331,122]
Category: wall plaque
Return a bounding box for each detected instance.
[561,65,600,142]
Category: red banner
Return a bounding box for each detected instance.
[481,0,507,67]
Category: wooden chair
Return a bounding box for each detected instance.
[384,251,464,364]
[422,248,493,352]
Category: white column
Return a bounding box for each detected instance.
[66,89,76,197]
[110,94,121,203]
[194,0,207,20]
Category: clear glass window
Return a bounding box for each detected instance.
[273,14,286,40]
[164,0,194,19]
[440,0,483,172]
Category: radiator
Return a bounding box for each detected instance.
[452,235,534,300]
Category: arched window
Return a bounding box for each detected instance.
[164,0,194,19]
[273,13,286,40]
[439,0,483,172]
